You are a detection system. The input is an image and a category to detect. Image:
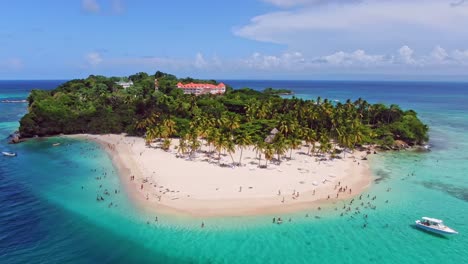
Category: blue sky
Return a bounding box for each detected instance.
[1,0,468,80]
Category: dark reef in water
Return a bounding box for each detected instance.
[374,169,392,184]
[419,181,468,202]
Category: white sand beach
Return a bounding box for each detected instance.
[72,134,372,217]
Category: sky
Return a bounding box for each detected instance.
[1,0,468,80]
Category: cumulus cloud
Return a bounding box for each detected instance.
[82,0,100,13]
[81,0,125,15]
[397,46,416,65]
[451,0,466,7]
[262,0,360,8]
[241,45,468,72]
[86,52,103,66]
[430,46,449,62]
[243,51,305,70]
[320,50,386,66]
[81,46,468,78]
[194,53,208,69]
[235,0,468,55]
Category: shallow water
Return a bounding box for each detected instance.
[1,80,467,263]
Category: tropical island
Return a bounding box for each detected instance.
[17,71,429,216]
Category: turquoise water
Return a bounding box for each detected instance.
[1,80,467,263]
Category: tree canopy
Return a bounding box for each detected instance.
[19,71,429,154]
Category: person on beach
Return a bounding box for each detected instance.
[273,217,276,223]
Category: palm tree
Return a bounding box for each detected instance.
[214,135,225,165]
[303,128,317,156]
[188,128,200,158]
[235,132,252,166]
[224,138,236,165]
[222,113,240,134]
[162,118,177,138]
[319,133,332,156]
[205,127,219,154]
[288,137,302,160]
[245,101,259,121]
[253,141,265,168]
[177,135,188,156]
[162,138,171,151]
[263,143,274,168]
[135,112,160,131]
[272,134,287,164]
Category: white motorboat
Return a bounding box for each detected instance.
[2,151,17,157]
[415,217,458,235]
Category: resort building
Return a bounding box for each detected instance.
[176,82,226,95]
[116,80,134,89]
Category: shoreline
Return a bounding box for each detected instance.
[68,134,373,218]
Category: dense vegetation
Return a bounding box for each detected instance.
[19,71,428,161]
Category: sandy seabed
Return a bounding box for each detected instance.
[70,134,372,217]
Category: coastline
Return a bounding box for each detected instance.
[68,134,373,217]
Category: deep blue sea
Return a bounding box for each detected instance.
[1,80,467,264]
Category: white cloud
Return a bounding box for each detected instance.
[81,0,125,15]
[243,51,305,70]
[397,46,416,65]
[194,53,207,69]
[81,0,100,13]
[452,49,468,64]
[77,46,468,78]
[86,52,103,66]
[262,0,360,8]
[321,50,385,66]
[111,0,125,14]
[236,1,468,55]
[430,46,449,62]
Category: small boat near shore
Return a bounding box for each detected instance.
[415,217,458,235]
[52,143,61,146]
[2,151,17,157]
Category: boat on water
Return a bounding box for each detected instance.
[415,217,458,235]
[2,151,17,157]
[52,143,61,146]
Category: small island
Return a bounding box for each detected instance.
[18,71,429,216]
[262,87,294,95]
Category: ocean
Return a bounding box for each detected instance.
[0,80,467,263]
